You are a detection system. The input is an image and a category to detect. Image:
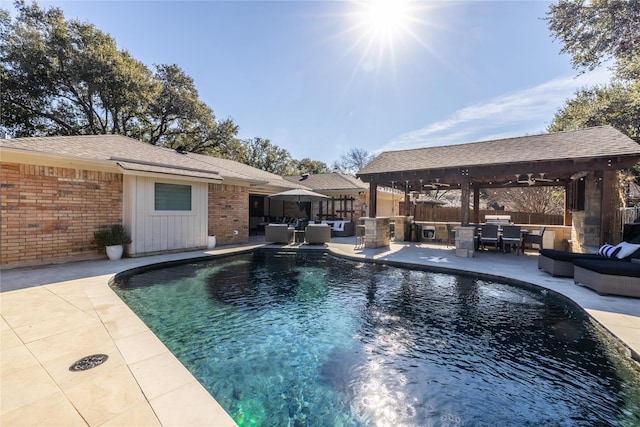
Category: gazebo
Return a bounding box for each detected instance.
[356,126,640,249]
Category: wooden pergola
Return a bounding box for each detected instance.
[357,126,640,244]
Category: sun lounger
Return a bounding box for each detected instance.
[538,224,640,277]
[573,259,640,298]
[538,249,606,277]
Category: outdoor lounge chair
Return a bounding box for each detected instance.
[573,259,640,298]
[537,249,606,277]
[479,224,499,251]
[305,224,331,244]
[538,223,640,277]
[265,224,294,244]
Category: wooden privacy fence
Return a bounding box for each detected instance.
[398,204,564,225]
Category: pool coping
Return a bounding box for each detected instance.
[2,240,639,426]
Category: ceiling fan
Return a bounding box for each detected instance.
[516,173,553,186]
[423,178,450,189]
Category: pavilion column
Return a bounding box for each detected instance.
[460,175,470,226]
[362,181,390,248]
[368,181,378,218]
[472,186,480,224]
[600,169,617,243]
[563,184,571,226]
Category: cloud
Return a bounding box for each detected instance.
[379,67,613,153]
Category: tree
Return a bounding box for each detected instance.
[486,187,564,215]
[547,0,640,192]
[136,64,238,154]
[332,148,375,174]
[1,0,156,137]
[292,158,331,175]
[243,137,295,175]
[548,83,640,143]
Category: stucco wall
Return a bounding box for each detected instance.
[208,183,249,245]
[1,162,123,268]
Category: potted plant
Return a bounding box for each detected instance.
[93,224,132,260]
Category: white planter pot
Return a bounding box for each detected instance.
[207,235,216,249]
[106,245,124,260]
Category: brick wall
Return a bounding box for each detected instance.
[208,183,249,245]
[1,162,123,268]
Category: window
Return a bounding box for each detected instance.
[155,183,192,211]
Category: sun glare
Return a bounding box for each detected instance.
[339,0,440,86]
[360,0,411,40]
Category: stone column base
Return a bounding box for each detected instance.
[455,226,476,258]
[363,217,390,248]
[392,216,408,241]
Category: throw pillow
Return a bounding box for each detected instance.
[597,243,621,258]
[614,241,640,259]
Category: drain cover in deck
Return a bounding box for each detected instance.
[69,354,109,371]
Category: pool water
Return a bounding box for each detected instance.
[113,250,640,427]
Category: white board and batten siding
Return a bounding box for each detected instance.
[124,176,208,256]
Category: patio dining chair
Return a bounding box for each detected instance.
[446,223,457,247]
[480,224,499,251]
[501,225,522,255]
[522,226,545,253]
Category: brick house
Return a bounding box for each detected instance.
[0,135,300,268]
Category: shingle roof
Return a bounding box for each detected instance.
[283,172,368,191]
[358,126,640,175]
[0,134,299,189]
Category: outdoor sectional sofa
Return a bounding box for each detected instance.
[573,259,640,298]
[321,220,355,237]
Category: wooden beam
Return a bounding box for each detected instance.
[563,184,571,226]
[404,181,411,216]
[369,182,377,218]
[461,176,470,226]
[473,186,480,224]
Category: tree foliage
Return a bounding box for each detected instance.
[292,158,331,175]
[547,0,640,188]
[546,0,640,73]
[242,137,295,175]
[1,0,237,155]
[546,0,640,143]
[548,82,640,143]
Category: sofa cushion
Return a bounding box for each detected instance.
[573,259,640,277]
[614,241,640,259]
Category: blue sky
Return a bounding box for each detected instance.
[27,1,611,165]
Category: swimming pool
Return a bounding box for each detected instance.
[113,250,640,426]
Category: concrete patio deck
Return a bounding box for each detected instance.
[2,238,639,426]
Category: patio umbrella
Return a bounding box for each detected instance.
[268,188,330,203]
